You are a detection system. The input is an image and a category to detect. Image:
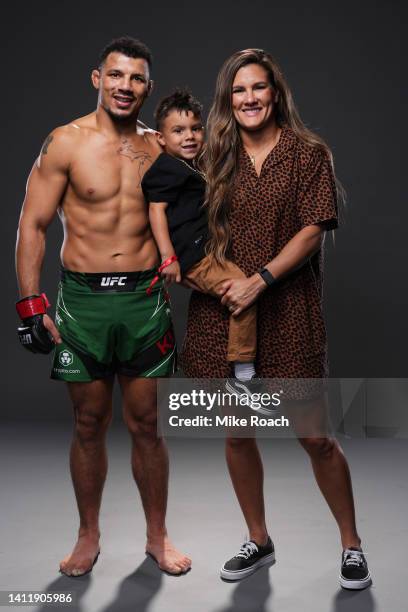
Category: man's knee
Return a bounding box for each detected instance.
[125,409,158,439]
[300,436,336,459]
[73,403,112,443]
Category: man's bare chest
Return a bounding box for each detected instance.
[68,137,156,203]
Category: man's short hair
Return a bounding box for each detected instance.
[154,87,203,131]
[98,36,153,70]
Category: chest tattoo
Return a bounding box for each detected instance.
[117,139,152,184]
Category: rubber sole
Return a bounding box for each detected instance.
[339,572,372,590]
[220,551,276,581]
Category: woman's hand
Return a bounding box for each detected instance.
[220,274,267,316]
[161,260,181,286]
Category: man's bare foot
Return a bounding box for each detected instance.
[146,534,191,575]
[59,530,100,577]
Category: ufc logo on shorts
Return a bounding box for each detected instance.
[100,276,127,287]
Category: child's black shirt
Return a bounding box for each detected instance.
[142,152,208,274]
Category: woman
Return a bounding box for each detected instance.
[181,49,371,589]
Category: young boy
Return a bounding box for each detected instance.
[142,89,267,397]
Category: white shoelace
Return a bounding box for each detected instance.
[235,541,259,559]
[343,549,365,567]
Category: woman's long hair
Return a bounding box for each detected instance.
[203,48,342,263]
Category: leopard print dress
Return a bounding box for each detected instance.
[180,125,338,380]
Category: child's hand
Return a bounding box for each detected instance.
[161,261,181,286]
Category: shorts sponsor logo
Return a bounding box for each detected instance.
[101,276,127,286]
[54,367,81,374]
[20,333,32,345]
[156,329,175,355]
[59,349,74,366]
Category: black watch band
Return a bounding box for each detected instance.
[258,267,277,287]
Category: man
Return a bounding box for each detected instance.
[15,36,191,577]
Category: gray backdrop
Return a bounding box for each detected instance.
[3,0,407,418]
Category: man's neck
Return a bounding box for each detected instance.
[239,119,280,151]
[95,105,141,137]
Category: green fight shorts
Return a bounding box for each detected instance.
[51,267,176,382]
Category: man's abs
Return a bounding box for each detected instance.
[57,122,161,272]
[60,209,159,272]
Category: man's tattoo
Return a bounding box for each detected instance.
[41,134,53,155]
[117,139,152,184]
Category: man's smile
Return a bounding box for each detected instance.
[113,94,135,108]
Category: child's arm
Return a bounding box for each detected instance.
[149,202,181,284]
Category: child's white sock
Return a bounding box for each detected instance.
[234,362,255,381]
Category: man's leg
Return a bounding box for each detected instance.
[119,375,191,574]
[225,437,269,545]
[60,378,113,576]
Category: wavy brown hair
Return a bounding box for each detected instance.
[203,48,342,263]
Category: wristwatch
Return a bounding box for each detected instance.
[258,267,277,287]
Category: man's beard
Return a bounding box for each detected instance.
[104,103,138,124]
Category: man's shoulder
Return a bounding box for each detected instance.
[44,118,89,152]
[54,112,101,141]
[40,114,101,163]
[138,126,163,156]
[35,122,84,169]
[136,120,157,136]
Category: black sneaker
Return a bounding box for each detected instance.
[220,537,275,580]
[339,547,372,590]
[225,377,279,415]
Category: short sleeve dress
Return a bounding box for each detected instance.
[180,125,338,379]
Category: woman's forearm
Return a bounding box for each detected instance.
[241,224,325,301]
[261,224,324,282]
[219,225,327,314]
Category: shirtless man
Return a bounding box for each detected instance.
[15,36,191,577]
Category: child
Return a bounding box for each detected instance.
[142,88,263,392]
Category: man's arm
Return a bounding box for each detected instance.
[16,127,73,341]
[16,127,72,294]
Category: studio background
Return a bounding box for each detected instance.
[3,0,407,418]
